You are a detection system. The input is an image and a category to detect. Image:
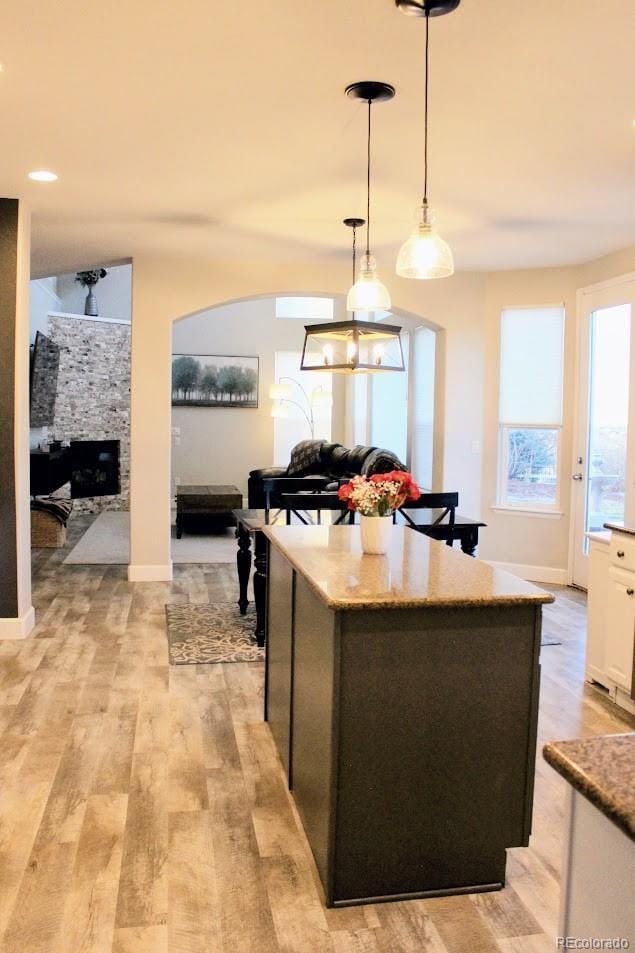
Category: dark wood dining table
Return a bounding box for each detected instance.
[397,509,486,557]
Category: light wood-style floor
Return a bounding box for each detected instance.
[1,517,633,953]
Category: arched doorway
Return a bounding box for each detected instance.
[128,267,442,581]
[166,293,442,567]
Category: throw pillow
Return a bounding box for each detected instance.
[286,440,326,476]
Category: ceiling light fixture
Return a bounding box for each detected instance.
[345,81,395,312]
[396,0,457,280]
[300,218,404,374]
[28,170,58,182]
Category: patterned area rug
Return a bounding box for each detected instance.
[165,603,264,665]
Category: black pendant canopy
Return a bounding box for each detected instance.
[300,218,404,375]
[396,0,460,16]
[345,81,396,103]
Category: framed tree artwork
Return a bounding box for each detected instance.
[171,354,259,408]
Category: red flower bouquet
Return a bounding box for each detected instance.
[338,470,421,517]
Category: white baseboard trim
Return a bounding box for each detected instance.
[0,606,35,639]
[128,563,173,582]
[485,561,568,585]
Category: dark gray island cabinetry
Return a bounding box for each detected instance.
[264,525,553,908]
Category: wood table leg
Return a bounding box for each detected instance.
[460,526,479,557]
[236,525,252,614]
[253,533,267,647]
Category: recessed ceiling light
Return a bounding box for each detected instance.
[28,170,58,182]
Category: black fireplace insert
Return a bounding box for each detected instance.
[70,439,121,498]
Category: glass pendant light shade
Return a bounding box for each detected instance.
[396,8,456,280]
[346,253,391,312]
[396,204,454,279]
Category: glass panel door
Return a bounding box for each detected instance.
[572,281,635,588]
[584,305,631,534]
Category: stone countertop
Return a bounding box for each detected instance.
[263,525,553,610]
[543,733,635,841]
[604,521,635,537]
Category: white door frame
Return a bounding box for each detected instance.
[568,271,635,588]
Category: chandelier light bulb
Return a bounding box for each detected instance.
[396,203,454,279]
[347,253,391,312]
[322,343,334,366]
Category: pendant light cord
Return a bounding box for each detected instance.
[352,223,357,319]
[366,98,372,256]
[352,224,357,282]
[423,10,429,205]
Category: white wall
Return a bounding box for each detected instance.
[30,277,60,342]
[128,242,635,581]
[56,264,132,321]
[171,297,339,498]
[479,266,578,574]
[171,297,443,499]
[129,255,485,579]
[479,244,635,580]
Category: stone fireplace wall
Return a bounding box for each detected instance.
[48,314,130,514]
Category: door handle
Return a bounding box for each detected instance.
[572,473,583,481]
[627,588,634,597]
[617,551,625,558]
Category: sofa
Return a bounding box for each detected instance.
[247,440,406,509]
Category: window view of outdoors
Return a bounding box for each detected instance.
[585,304,631,533]
[504,428,559,506]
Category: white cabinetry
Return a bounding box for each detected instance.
[559,788,635,942]
[586,534,609,684]
[585,529,635,714]
[606,568,635,690]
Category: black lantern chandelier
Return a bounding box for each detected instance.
[300,218,405,374]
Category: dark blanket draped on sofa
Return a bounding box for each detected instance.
[248,440,406,509]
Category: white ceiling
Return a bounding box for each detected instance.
[2,0,634,277]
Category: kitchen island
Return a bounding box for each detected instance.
[263,524,553,907]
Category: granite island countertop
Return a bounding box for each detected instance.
[263,524,554,610]
[543,733,635,841]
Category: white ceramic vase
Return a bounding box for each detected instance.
[360,514,393,555]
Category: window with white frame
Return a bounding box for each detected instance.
[498,307,565,510]
[275,297,334,321]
